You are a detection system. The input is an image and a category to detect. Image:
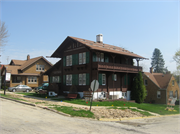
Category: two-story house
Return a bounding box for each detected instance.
[46,34,146,99]
[1,55,52,88]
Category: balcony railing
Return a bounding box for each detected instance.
[93,62,142,73]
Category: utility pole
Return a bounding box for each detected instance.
[4,67,6,95]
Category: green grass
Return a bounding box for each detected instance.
[52,98,180,115]
[0,93,27,102]
[52,105,94,118]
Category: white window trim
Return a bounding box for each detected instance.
[157,91,161,98]
[144,79,148,86]
[52,76,59,83]
[79,73,86,86]
[102,73,106,85]
[66,55,72,66]
[28,76,37,83]
[36,65,45,71]
[66,74,72,86]
[79,53,82,65]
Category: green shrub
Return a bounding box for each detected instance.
[131,72,147,103]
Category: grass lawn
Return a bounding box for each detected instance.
[0,93,27,102]
[52,105,94,118]
[52,98,180,115]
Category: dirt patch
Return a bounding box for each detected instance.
[4,92,145,119]
[79,107,144,119]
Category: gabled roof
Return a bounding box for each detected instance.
[20,56,52,71]
[44,60,61,75]
[144,72,172,89]
[51,36,146,59]
[4,65,21,74]
[10,60,26,66]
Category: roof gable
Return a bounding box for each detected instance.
[51,36,145,59]
[20,56,53,71]
[144,72,172,89]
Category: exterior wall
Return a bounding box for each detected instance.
[143,74,166,104]
[166,76,180,101]
[23,59,52,74]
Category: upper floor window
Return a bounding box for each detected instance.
[112,74,117,81]
[52,76,60,83]
[28,76,37,83]
[172,80,175,86]
[101,53,104,62]
[79,52,86,65]
[66,55,72,66]
[36,65,44,71]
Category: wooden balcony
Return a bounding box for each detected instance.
[93,62,142,73]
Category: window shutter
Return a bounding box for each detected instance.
[76,74,78,85]
[75,54,78,65]
[63,56,66,66]
[72,74,75,85]
[128,75,130,85]
[50,76,52,83]
[86,73,89,85]
[59,76,61,83]
[63,75,66,85]
[93,52,96,62]
[98,73,102,85]
[72,54,75,65]
[105,53,109,62]
[86,52,90,64]
[124,75,126,85]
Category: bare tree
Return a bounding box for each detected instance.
[0,20,9,50]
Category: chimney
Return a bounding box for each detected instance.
[96,34,103,43]
[27,55,30,60]
[150,67,153,73]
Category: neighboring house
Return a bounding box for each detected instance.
[45,34,146,99]
[1,55,52,88]
[143,68,180,104]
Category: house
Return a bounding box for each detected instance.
[1,55,52,88]
[46,34,146,99]
[143,67,180,104]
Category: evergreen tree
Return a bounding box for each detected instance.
[151,48,165,73]
[131,72,147,103]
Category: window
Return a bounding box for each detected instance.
[79,52,86,65]
[102,74,106,85]
[36,65,44,71]
[157,91,161,98]
[101,53,104,62]
[12,76,22,83]
[52,76,59,83]
[144,79,148,86]
[28,77,37,83]
[66,55,72,66]
[66,74,72,85]
[79,73,86,85]
[114,74,117,81]
[96,53,100,62]
[83,52,86,64]
[175,90,178,98]
[122,92,126,98]
[172,80,175,86]
[169,91,173,98]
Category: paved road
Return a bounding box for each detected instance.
[0,98,180,134]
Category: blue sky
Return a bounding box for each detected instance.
[0,0,179,72]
